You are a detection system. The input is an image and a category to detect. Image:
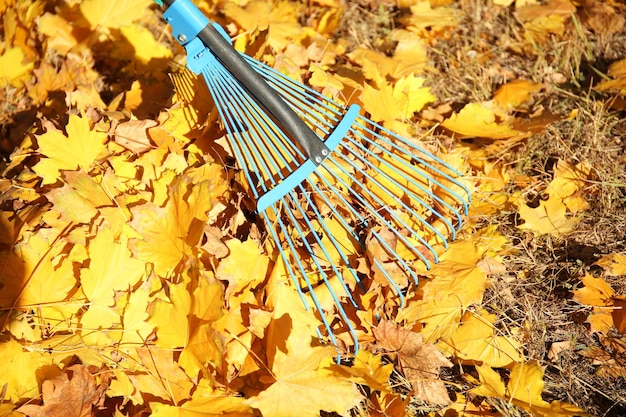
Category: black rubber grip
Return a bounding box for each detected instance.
[160,0,330,164]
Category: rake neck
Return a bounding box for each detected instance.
[161,0,331,165]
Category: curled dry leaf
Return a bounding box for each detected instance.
[17,365,105,417]
[111,119,158,154]
[374,320,452,405]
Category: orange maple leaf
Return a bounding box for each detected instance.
[573,273,626,334]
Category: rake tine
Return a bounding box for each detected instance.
[157,0,472,355]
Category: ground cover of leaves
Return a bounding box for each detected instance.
[1,0,625,416]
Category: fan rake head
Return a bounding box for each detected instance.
[190,34,471,351]
[157,0,473,352]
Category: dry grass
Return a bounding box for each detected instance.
[339,0,626,416]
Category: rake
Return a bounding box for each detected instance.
[155,0,471,352]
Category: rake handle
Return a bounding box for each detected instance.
[158,0,331,165]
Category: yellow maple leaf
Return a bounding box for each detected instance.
[517,194,578,237]
[149,280,192,348]
[80,0,152,30]
[402,297,464,343]
[80,228,145,331]
[471,364,506,398]
[222,0,306,51]
[0,46,33,87]
[33,115,108,185]
[398,238,494,341]
[0,339,53,402]
[545,160,590,213]
[150,385,254,417]
[190,274,224,322]
[127,348,193,404]
[348,47,415,81]
[118,25,173,65]
[596,58,626,94]
[244,315,361,417]
[572,273,622,333]
[403,1,460,29]
[420,239,489,308]
[472,362,588,416]
[178,320,224,381]
[37,13,84,55]
[441,102,520,139]
[596,253,626,276]
[508,362,589,417]
[118,287,154,347]
[129,174,222,277]
[0,232,77,311]
[244,273,361,417]
[391,29,428,76]
[361,74,435,124]
[440,309,523,368]
[323,349,393,393]
[493,79,542,110]
[216,238,269,303]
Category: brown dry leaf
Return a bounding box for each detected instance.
[201,226,229,259]
[548,340,572,361]
[366,228,407,288]
[374,320,452,405]
[581,1,625,38]
[586,336,626,378]
[111,119,157,154]
[580,345,626,378]
[17,365,104,417]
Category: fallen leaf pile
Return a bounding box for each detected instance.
[1,0,623,416]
